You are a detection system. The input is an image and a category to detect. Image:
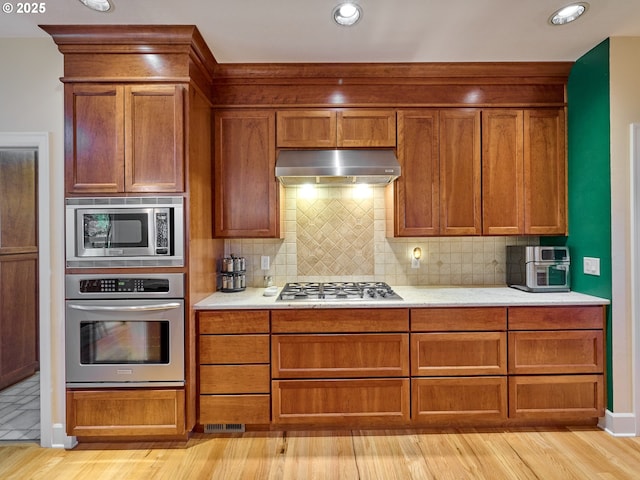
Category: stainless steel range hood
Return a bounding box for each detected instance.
[275,149,400,186]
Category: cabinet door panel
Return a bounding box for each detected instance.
[200,365,270,394]
[0,254,38,389]
[214,110,279,237]
[66,389,185,437]
[337,110,396,147]
[508,330,603,374]
[0,150,37,252]
[198,310,270,334]
[276,110,336,147]
[65,83,124,193]
[199,335,270,364]
[125,85,184,192]
[524,109,567,234]
[412,377,507,422]
[199,394,271,424]
[272,334,409,378]
[508,306,605,330]
[508,375,604,419]
[411,307,506,332]
[411,332,506,376]
[394,110,439,236]
[439,109,482,235]
[482,109,524,234]
[271,308,409,333]
[272,379,410,425]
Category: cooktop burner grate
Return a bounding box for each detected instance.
[277,281,403,301]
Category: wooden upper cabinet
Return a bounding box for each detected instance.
[392,110,439,236]
[214,110,281,238]
[65,83,185,194]
[439,110,482,235]
[65,83,125,193]
[390,109,480,237]
[124,85,185,193]
[482,109,524,235]
[276,110,336,147]
[337,110,396,147]
[276,109,396,148]
[524,109,567,234]
[482,108,567,235]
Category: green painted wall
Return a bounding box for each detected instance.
[546,39,613,407]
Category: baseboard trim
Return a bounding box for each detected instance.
[600,410,637,437]
[49,423,77,449]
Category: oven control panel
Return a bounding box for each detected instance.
[79,278,170,293]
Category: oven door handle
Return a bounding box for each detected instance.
[68,302,182,312]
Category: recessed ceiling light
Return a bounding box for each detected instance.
[78,0,112,12]
[549,2,589,25]
[333,2,362,26]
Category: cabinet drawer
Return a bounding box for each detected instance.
[411,307,507,331]
[198,310,269,334]
[411,332,506,376]
[66,389,185,437]
[508,375,604,419]
[272,334,409,378]
[272,379,410,425]
[272,308,409,333]
[199,335,269,364]
[508,306,604,330]
[199,394,270,424]
[508,330,603,374]
[199,365,270,394]
[412,377,507,423]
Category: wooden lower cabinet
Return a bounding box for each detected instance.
[197,310,271,426]
[66,389,185,437]
[509,375,604,419]
[412,377,507,423]
[506,305,606,421]
[192,305,606,430]
[272,379,410,425]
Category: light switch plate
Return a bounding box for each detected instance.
[261,255,270,270]
[583,257,600,276]
[411,258,420,269]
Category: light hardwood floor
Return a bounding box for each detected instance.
[1,427,640,479]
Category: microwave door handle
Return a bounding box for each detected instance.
[68,302,181,312]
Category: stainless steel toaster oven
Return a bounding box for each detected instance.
[506,246,570,292]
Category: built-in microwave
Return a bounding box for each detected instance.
[65,197,184,268]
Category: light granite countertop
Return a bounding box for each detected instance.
[194,286,609,310]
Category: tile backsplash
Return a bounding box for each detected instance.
[225,186,539,288]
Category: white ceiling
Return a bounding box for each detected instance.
[2,0,640,63]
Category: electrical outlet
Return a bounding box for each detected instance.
[411,257,420,269]
[261,255,270,270]
[583,257,600,276]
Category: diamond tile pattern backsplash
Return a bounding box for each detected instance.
[297,197,374,276]
[225,186,539,288]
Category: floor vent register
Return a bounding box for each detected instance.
[204,423,246,433]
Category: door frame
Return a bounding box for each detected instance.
[0,132,68,447]
[632,124,640,436]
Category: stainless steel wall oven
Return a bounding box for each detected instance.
[65,273,185,388]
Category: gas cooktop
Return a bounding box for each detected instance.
[277,282,403,301]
